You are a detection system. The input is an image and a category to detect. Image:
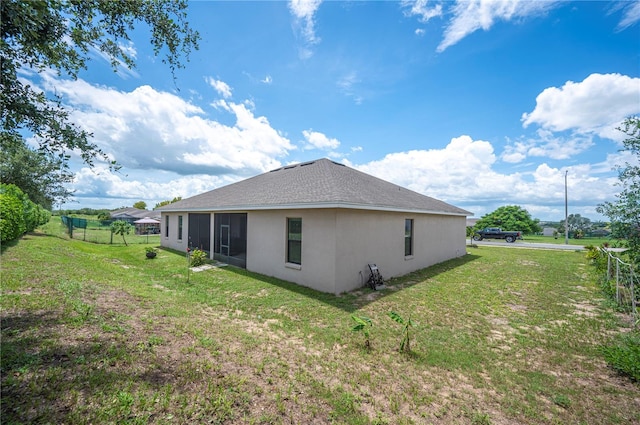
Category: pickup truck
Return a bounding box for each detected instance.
[472,227,521,243]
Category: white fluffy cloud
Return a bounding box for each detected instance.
[69,165,237,208]
[502,130,594,163]
[353,135,504,201]
[206,77,233,98]
[349,135,618,219]
[37,73,293,177]
[522,73,640,140]
[302,130,340,150]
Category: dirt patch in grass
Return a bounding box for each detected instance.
[572,300,599,317]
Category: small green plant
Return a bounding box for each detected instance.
[190,248,207,267]
[116,390,135,414]
[71,300,94,324]
[145,246,158,259]
[471,412,492,425]
[148,335,164,346]
[350,315,373,348]
[388,311,414,353]
[552,394,571,409]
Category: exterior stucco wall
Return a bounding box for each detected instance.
[246,209,338,294]
[159,212,191,253]
[333,210,467,293]
[162,209,467,295]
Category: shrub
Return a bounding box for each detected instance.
[585,245,608,273]
[0,193,25,242]
[190,249,207,267]
[0,184,51,242]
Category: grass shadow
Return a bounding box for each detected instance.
[0,237,20,255]
[221,252,482,313]
[1,230,67,255]
[0,310,192,424]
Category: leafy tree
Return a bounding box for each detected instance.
[565,214,592,238]
[473,205,541,234]
[133,201,147,210]
[0,132,73,209]
[597,116,640,264]
[110,220,133,246]
[154,197,182,209]
[1,0,200,172]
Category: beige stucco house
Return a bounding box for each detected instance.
[157,158,471,294]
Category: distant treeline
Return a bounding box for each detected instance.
[53,208,112,216]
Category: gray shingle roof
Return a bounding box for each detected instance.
[157,158,470,216]
[111,207,161,220]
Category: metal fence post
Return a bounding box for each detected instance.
[616,259,620,304]
[632,268,637,328]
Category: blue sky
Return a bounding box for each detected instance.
[33,0,639,221]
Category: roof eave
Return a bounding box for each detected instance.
[158,202,470,217]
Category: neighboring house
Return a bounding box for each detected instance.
[110,207,161,223]
[590,229,611,237]
[157,158,471,294]
[542,227,558,237]
[466,218,479,228]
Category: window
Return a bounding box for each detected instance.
[178,215,183,240]
[405,219,413,256]
[165,216,169,238]
[287,218,302,265]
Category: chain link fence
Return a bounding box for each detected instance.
[602,248,638,328]
[60,216,160,245]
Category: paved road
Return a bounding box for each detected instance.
[470,239,585,250]
[470,240,627,252]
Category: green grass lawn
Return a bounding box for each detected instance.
[2,222,639,424]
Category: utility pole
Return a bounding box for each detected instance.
[564,170,569,245]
